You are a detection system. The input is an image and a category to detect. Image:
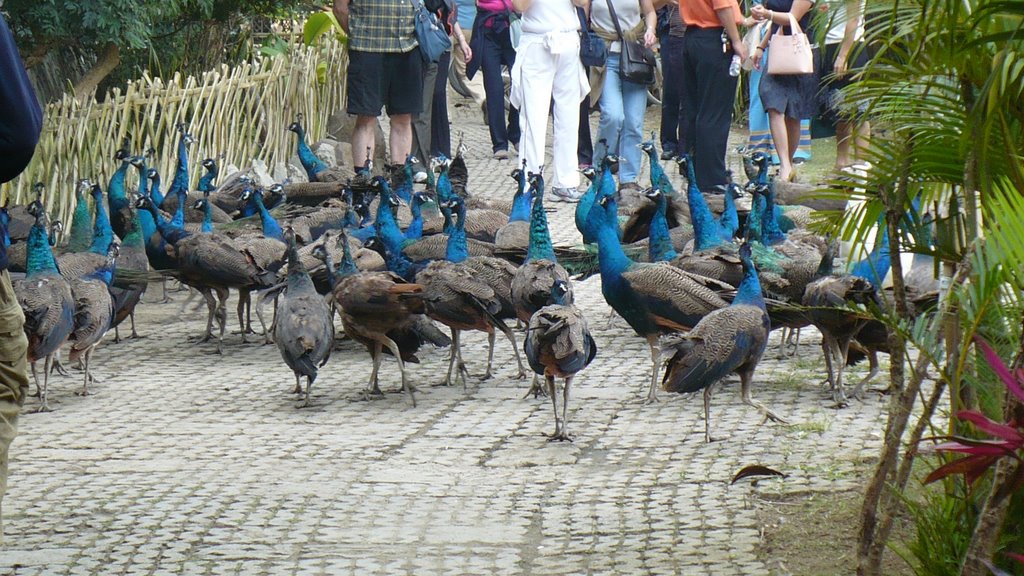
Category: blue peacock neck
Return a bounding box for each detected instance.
[647,193,677,262]
[734,253,766,309]
[256,193,285,241]
[88,189,113,254]
[26,221,59,277]
[526,182,555,263]
[445,201,469,263]
[762,184,786,246]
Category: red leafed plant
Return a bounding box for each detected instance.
[921,336,1024,491]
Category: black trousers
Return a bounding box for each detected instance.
[660,34,686,156]
[578,67,594,166]
[681,27,737,193]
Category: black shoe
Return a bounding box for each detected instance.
[660,149,677,161]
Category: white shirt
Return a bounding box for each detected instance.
[520,0,581,35]
[590,0,642,53]
[825,0,865,45]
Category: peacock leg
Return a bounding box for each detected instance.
[114,326,121,344]
[215,288,229,354]
[160,279,171,303]
[522,373,547,399]
[455,332,470,388]
[380,335,417,407]
[644,341,662,405]
[236,289,249,343]
[255,291,272,344]
[29,361,40,398]
[130,311,141,339]
[37,354,53,413]
[443,328,459,386]
[740,370,787,427]
[852,350,881,398]
[831,338,852,408]
[76,348,92,396]
[301,374,316,408]
[50,353,69,377]
[365,341,384,399]
[197,289,217,342]
[557,376,573,442]
[498,322,527,379]
[776,327,789,359]
[293,374,303,395]
[819,338,836,391]
[703,384,716,443]
[484,330,495,380]
[545,375,560,439]
[787,328,801,357]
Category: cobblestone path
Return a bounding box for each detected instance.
[0,99,889,575]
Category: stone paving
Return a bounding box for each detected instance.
[0,95,894,575]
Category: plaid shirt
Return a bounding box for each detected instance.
[349,0,419,53]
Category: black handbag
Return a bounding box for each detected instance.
[604,0,655,84]
[577,7,607,67]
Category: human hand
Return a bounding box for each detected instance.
[733,41,748,64]
[750,46,764,71]
[643,29,657,48]
[834,50,849,76]
[461,41,473,62]
[751,4,770,21]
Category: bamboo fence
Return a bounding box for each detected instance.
[3,39,348,228]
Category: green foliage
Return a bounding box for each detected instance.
[896,481,980,576]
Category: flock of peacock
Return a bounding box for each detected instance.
[2,118,939,442]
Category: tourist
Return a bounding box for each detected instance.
[679,0,746,193]
[590,0,658,192]
[510,0,591,202]
[819,0,869,170]
[658,3,685,161]
[467,0,521,160]
[450,0,487,108]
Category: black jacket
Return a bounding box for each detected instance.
[0,16,42,185]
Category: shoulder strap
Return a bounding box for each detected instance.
[604,0,626,40]
[576,6,589,31]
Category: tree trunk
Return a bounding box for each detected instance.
[73,43,120,102]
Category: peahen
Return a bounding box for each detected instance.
[583,182,732,404]
[67,241,117,396]
[273,231,334,407]
[316,236,442,406]
[13,206,75,412]
[524,280,597,441]
[660,242,786,442]
[443,195,526,380]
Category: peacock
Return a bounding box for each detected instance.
[676,154,734,251]
[65,179,94,253]
[166,122,195,199]
[108,145,134,240]
[576,156,617,244]
[524,280,597,441]
[107,196,148,341]
[660,242,786,442]
[644,187,678,262]
[494,165,533,249]
[13,205,75,412]
[639,137,675,196]
[583,180,732,404]
[67,241,117,396]
[273,231,334,407]
[289,114,330,182]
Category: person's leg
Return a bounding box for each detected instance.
[659,35,685,156]
[384,49,424,163]
[594,53,626,168]
[0,271,29,544]
[452,28,486,104]
[550,50,584,190]
[680,33,699,158]
[346,49,385,170]
[785,116,802,169]
[432,51,452,158]
[481,28,510,152]
[516,40,556,178]
[411,60,439,166]
[793,119,812,162]
[352,116,379,168]
[747,59,776,160]
[619,72,649,185]
[854,120,871,164]
[767,110,791,180]
[835,119,853,168]
[577,67,594,167]
[499,34,521,150]
[690,30,737,192]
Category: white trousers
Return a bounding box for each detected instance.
[510,31,589,190]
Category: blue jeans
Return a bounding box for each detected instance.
[593,53,648,184]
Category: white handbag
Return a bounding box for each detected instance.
[766,13,814,75]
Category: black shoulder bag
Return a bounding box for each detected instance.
[604,0,655,84]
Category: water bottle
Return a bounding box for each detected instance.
[729,55,742,77]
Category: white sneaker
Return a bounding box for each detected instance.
[550,187,582,203]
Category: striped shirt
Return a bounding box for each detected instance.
[349,0,419,53]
